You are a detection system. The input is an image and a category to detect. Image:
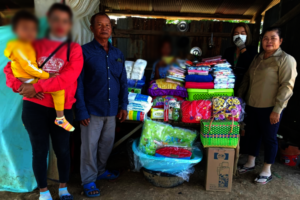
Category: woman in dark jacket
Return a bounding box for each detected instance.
[223,23,258,94]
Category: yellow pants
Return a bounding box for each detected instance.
[28,78,65,111]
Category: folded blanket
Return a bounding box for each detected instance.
[185,74,213,83]
[185,82,214,89]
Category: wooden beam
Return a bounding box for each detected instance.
[107,10,252,21]
[112,29,231,38]
[272,2,300,27]
[251,0,274,23]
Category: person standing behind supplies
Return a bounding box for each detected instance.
[237,27,297,185]
[75,13,128,198]
[151,36,174,80]
[223,23,257,93]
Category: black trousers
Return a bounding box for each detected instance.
[244,106,283,164]
[22,100,73,188]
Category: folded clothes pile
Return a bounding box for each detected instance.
[166,62,187,85]
[213,63,235,89]
[185,64,214,89]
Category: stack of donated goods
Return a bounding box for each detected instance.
[166,62,186,85]
[185,60,214,89]
[213,62,235,89]
[132,118,203,181]
[127,93,152,121]
[125,59,147,94]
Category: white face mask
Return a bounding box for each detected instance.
[233,34,247,43]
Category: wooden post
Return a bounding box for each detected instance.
[252,15,262,49]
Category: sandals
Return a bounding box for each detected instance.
[238,165,255,174]
[254,175,273,185]
[97,170,120,180]
[83,182,100,198]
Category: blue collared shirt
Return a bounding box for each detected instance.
[75,39,128,121]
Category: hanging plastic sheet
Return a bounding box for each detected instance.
[0,17,48,192]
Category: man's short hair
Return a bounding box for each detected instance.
[90,12,111,27]
[11,10,38,30]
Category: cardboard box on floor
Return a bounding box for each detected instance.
[205,148,235,192]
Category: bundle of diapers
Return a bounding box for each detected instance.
[131,59,147,80]
[125,60,134,78]
[128,93,152,114]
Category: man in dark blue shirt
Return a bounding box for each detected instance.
[75,13,128,197]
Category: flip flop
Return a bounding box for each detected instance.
[254,175,273,185]
[238,165,255,174]
[97,170,120,180]
[83,182,100,198]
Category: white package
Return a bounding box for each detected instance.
[130,59,147,80]
[125,60,134,74]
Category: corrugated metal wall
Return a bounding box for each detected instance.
[115,17,254,64]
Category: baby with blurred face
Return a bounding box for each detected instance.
[4,10,75,132]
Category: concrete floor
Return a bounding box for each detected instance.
[1,149,300,200]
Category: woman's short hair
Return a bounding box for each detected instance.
[261,27,282,39]
[47,3,73,20]
[230,23,252,45]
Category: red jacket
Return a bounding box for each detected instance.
[3,38,84,109]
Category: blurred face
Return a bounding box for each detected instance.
[262,31,283,52]
[14,19,37,42]
[48,10,72,38]
[233,26,247,36]
[90,15,112,40]
[161,42,172,57]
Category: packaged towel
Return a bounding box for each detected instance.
[185,82,214,89]
[185,74,213,83]
[148,81,188,98]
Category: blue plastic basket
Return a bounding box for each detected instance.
[132,139,203,174]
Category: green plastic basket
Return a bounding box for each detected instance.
[200,120,239,148]
[187,89,234,100]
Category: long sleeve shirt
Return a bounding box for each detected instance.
[3,38,84,109]
[75,39,128,121]
[4,40,49,79]
[238,48,297,114]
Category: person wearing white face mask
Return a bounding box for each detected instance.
[223,23,258,94]
[223,23,258,156]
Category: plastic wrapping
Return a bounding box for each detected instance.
[128,93,152,114]
[132,138,202,181]
[212,96,246,122]
[125,60,134,78]
[127,76,146,88]
[139,118,198,155]
[130,59,147,80]
[181,100,212,123]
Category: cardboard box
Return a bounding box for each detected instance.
[205,148,235,192]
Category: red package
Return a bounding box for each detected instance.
[185,82,214,89]
[155,147,192,159]
[181,100,212,123]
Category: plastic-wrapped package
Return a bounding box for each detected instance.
[214,83,235,89]
[127,110,145,121]
[181,100,212,123]
[132,138,202,181]
[130,59,147,80]
[125,60,134,78]
[212,96,246,122]
[152,96,184,108]
[187,66,210,75]
[150,108,164,119]
[138,118,198,156]
[127,76,146,88]
[128,93,152,113]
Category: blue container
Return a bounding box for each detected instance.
[132,139,203,174]
[127,76,146,88]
